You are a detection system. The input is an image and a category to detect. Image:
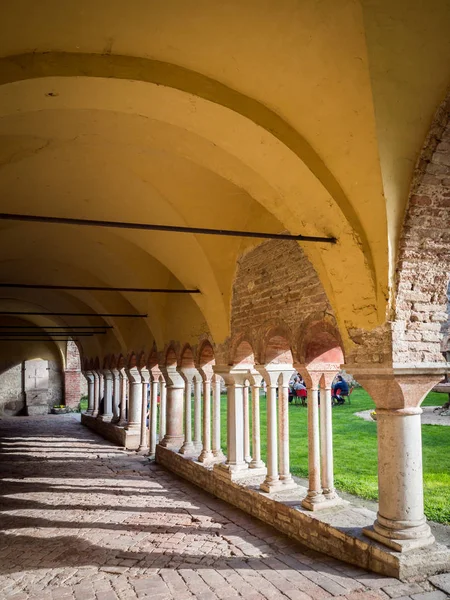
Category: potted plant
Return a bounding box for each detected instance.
[51,404,69,414]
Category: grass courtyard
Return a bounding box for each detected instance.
[218,388,450,525]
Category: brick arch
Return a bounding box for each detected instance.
[165,345,178,368]
[180,344,195,369]
[198,340,215,367]
[127,352,137,369]
[148,344,159,370]
[117,354,126,370]
[296,316,343,364]
[109,354,117,370]
[394,94,450,365]
[102,355,111,370]
[260,324,293,365]
[231,337,255,366]
[137,351,147,370]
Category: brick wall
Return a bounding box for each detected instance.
[394,96,450,364]
[231,239,334,360]
[64,341,86,408]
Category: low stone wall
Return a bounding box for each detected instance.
[156,445,450,580]
[81,414,140,449]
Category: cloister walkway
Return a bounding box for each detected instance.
[0,417,444,600]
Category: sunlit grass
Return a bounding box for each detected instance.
[219,388,450,525]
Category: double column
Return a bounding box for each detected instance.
[258,365,296,493]
[300,367,339,510]
[125,367,143,433]
[84,371,95,414]
[99,369,114,422]
[160,365,185,451]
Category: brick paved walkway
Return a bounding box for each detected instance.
[0,416,445,600]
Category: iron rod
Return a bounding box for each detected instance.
[0,339,79,342]
[0,325,113,329]
[0,332,95,337]
[0,283,199,293]
[0,212,337,244]
[0,312,147,318]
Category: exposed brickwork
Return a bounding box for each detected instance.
[64,341,85,408]
[394,96,450,364]
[231,240,338,362]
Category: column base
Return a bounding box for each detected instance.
[92,410,99,417]
[279,474,297,490]
[116,419,127,427]
[363,515,435,552]
[137,445,149,454]
[249,459,265,469]
[301,492,347,511]
[85,409,93,415]
[198,449,214,464]
[214,461,251,481]
[125,423,140,433]
[98,414,113,422]
[212,450,226,463]
[179,442,196,455]
[160,435,184,451]
[260,477,285,493]
[193,442,203,453]
[244,455,252,464]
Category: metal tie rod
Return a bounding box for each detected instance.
[0,311,147,318]
[0,213,337,244]
[0,339,81,342]
[0,283,199,293]
[0,325,113,329]
[0,332,95,337]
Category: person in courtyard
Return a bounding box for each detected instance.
[332,375,349,405]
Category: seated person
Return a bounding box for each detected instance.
[332,375,349,405]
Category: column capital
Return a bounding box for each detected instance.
[178,366,201,384]
[125,366,142,384]
[84,370,94,382]
[248,370,264,387]
[138,366,150,384]
[345,363,447,409]
[213,364,251,386]
[103,368,113,381]
[256,364,294,386]
[160,365,185,388]
[198,364,214,382]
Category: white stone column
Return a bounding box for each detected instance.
[98,372,104,416]
[111,368,121,422]
[249,372,265,469]
[212,374,225,460]
[257,366,282,492]
[243,382,252,464]
[117,368,128,426]
[84,371,94,414]
[320,373,337,499]
[198,367,213,463]
[278,368,296,488]
[138,367,150,452]
[125,367,142,433]
[214,367,248,476]
[193,375,203,453]
[301,370,326,510]
[92,370,100,417]
[365,406,435,551]
[100,369,114,422]
[159,379,167,440]
[149,375,159,457]
[160,366,185,451]
[179,368,195,455]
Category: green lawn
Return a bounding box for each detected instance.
[219,388,450,525]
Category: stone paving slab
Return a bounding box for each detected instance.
[0,415,447,600]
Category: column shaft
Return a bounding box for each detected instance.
[278,380,294,485]
[261,381,279,491]
[320,386,336,498]
[193,378,202,452]
[180,377,194,454]
[159,380,167,439]
[212,375,224,459]
[199,378,213,463]
[149,379,158,457]
[250,384,264,468]
[243,384,252,463]
[302,386,326,509]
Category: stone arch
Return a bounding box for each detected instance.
[93,357,100,371]
[137,351,147,370]
[117,354,126,370]
[394,93,450,365]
